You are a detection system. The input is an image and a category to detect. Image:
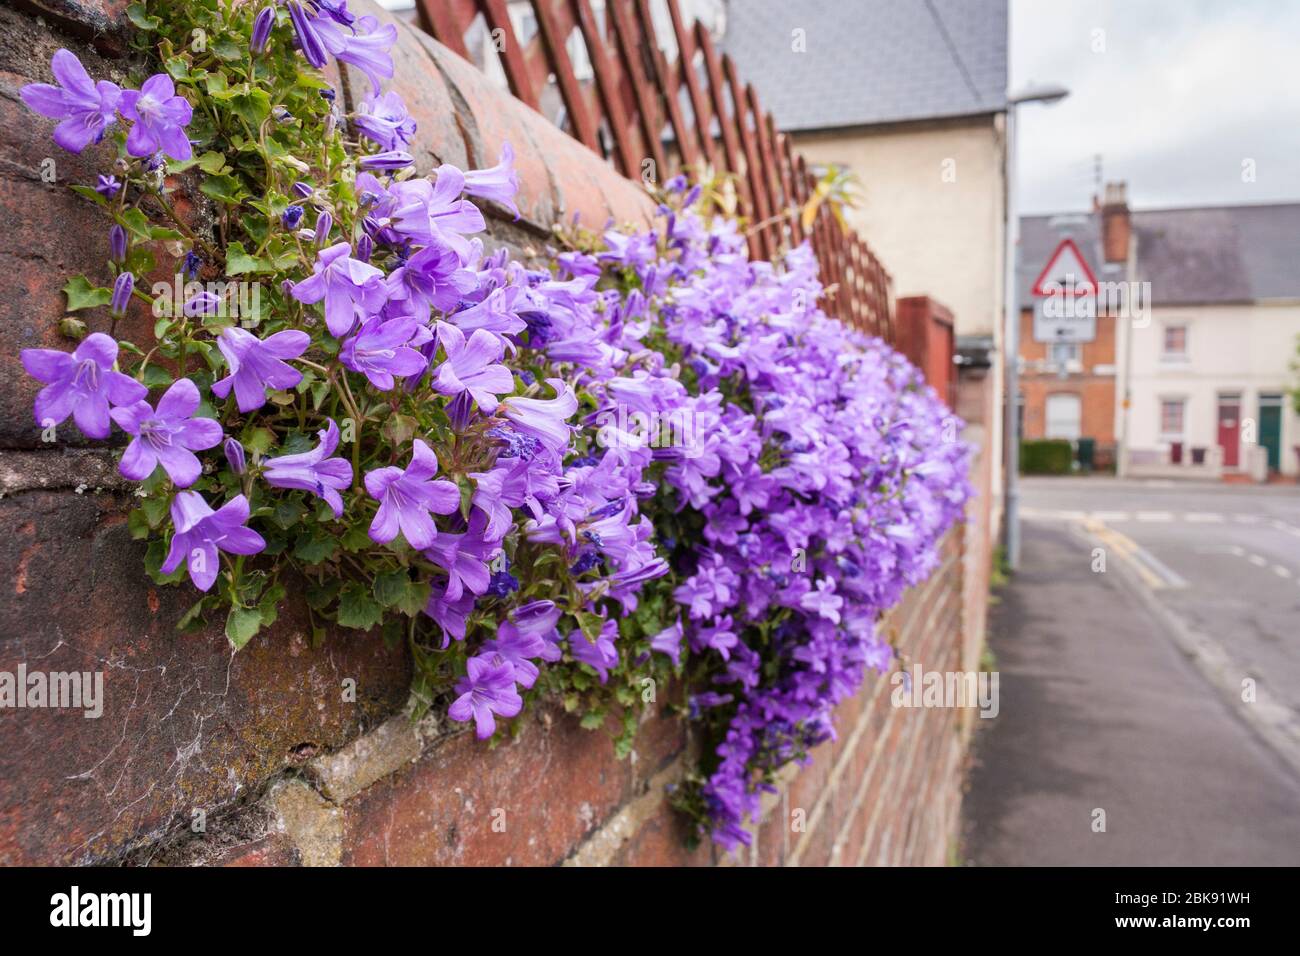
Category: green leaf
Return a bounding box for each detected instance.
[200,174,247,206]
[293,527,336,563]
[196,151,231,175]
[127,508,151,541]
[120,207,154,241]
[142,365,174,389]
[225,606,264,650]
[579,710,607,730]
[63,276,112,312]
[177,596,210,634]
[337,583,383,631]
[126,3,161,30]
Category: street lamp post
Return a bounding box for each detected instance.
[1003,83,1069,571]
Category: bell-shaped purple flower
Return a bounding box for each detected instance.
[314,14,397,93]
[263,419,353,518]
[385,243,476,320]
[448,655,522,739]
[20,332,146,439]
[363,439,459,549]
[339,316,429,391]
[211,326,310,413]
[430,322,514,413]
[287,1,329,68]
[111,377,223,488]
[161,492,266,592]
[20,49,122,153]
[96,175,121,198]
[500,377,578,453]
[355,90,416,150]
[119,73,193,161]
[290,241,386,337]
[463,142,520,218]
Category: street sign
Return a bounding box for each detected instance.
[1031,238,1097,297]
[1033,298,1097,343]
[1032,238,1098,343]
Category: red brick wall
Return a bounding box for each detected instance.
[1019,308,1117,443]
[0,0,992,866]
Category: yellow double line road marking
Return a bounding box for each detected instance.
[1081,517,1187,590]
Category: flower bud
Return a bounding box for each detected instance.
[251,5,275,54]
[110,272,134,317]
[314,210,333,246]
[224,437,246,475]
[109,224,127,263]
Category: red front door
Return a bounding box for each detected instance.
[1217,398,1240,468]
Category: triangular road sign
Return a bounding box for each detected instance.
[1031,238,1098,297]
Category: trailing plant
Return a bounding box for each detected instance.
[18,0,969,848]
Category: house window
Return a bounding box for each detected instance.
[1159,398,1185,437]
[1161,324,1188,360]
[1049,342,1080,371]
[1045,393,1082,440]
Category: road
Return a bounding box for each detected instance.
[963,476,1300,865]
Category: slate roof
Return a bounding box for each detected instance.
[1019,202,1300,308]
[720,0,1008,132]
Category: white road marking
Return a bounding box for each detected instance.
[1248,554,1269,567]
[1091,511,1130,522]
[1273,565,1292,579]
[1234,514,1262,525]
[1136,511,1173,522]
[1184,512,1224,523]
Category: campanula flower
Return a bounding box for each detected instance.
[110,271,134,316]
[463,141,520,218]
[19,49,121,153]
[359,150,413,171]
[421,513,497,602]
[290,242,386,337]
[314,14,397,93]
[109,225,127,263]
[119,74,193,161]
[287,1,329,68]
[263,419,353,518]
[389,167,486,259]
[111,378,223,487]
[430,322,514,413]
[224,437,246,475]
[96,175,121,198]
[448,655,522,739]
[355,91,417,151]
[339,316,429,390]
[282,205,304,230]
[363,439,459,549]
[20,332,146,439]
[211,326,310,413]
[161,492,265,592]
[251,5,276,54]
[500,378,578,453]
[478,622,548,689]
[568,617,619,683]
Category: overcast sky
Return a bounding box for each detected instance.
[1012,0,1300,214]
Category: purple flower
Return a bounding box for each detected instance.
[363,439,459,549]
[282,204,304,230]
[385,243,476,320]
[224,437,246,474]
[111,378,223,487]
[799,577,843,624]
[314,14,397,93]
[650,618,684,665]
[463,142,520,218]
[355,91,416,151]
[19,49,122,153]
[430,323,514,413]
[109,225,127,263]
[359,150,413,171]
[389,167,486,259]
[422,515,497,602]
[313,210,332,246]
[110,271,134,316]
[500,378,578,453]
[20,333,146,439]
[287,1,329,68]
[448,655,522,739]
[119,74,193,161]
[291,181,314,199]
[161,492,266,592]
[263,419,353,518]
[96,175,121,198]
[568,618,619,683]
[479,622,548,689]
[211,326,310,413]
[251,5,276,54]
[290,241,386,337]
[339,316,429,390]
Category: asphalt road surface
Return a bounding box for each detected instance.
[963,476,1300,865]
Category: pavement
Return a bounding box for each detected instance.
[962,476,1300,866]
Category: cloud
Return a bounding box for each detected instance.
[1013,0,1300,212]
